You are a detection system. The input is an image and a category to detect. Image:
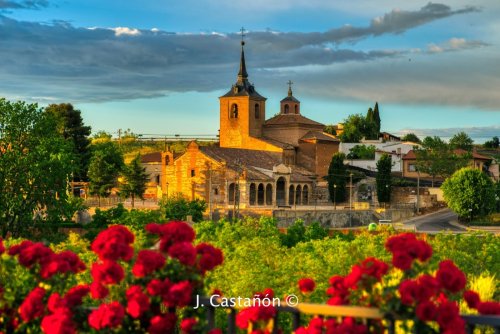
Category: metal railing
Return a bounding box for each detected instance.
[198,297,500,333]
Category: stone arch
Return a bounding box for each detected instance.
[276,177,286,206]
[228,183,239,205]
[265,184,273,205]
[284,104,289,114]
[296,185,302,205]
[257,183,265,205]
[303,185,309,205]
[249,183,256,205]
[231,104,238,118]
[288,185,295,206]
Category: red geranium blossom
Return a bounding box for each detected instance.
[126,286,150,319]
[165,280,193,307]
[180,317,198,333]
[0,237,5,254]
[436,260,466,293]
[148,313,177,334]
[298,278,316,293]
[91,225,134,262]
[146,278,172,299]
[90,282,109,299]
[41,311,76,334]
[88,301,125,330]
[91,260,124,285]
[132,250,165,277]
[146,221,195,251]
[463,290,481,309]
[416,300,437,321]
[196,243,223,273]
[168,242,197,266]
[19,287,46,322]
[477,301,500,315]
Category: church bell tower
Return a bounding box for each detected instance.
[219,33,267,148]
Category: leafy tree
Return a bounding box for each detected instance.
[92,131,113,144]
[376,154,392,203]
[0,98,75,237]
[347,145,375,160]
[304,221,328,241]
[415,136,470,186]
[442,168,496,220]
[449,131,473,151]
[119,154,150,208]
[483,136,499,149]
[323,124,337,136]
[45,103,91,181]
[401,133,421,143]
[280,219,306,248]
[339,114,370,143]
[88,141,124,206]
[159,193,207,222]
[327,153,347,203]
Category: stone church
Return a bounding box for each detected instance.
[144,40,339,212]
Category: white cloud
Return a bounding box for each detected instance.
[111,27,141,37]
[428,37,488,53]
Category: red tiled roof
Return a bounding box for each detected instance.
[141,152,162,163]
[264,114,324,128]
[403,149,492,161]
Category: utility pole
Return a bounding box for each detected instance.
[333,184,337,211]
[208,164,213,221]
[416,171,420,214]
[118,128,122,147]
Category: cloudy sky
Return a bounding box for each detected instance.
[1,0,499,142]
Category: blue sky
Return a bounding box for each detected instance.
[0,0,499,142]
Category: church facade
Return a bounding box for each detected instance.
[146,41,339,212]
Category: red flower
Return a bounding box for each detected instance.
[416,240,432,262]
[17,242,54,268]
[8,240,34,256]
[359,257,389,281]
[19,287,46,322]
[40,251,86,279]
[91,225,134,262]
[165,280,193,307]
[415,274,439,302]
[146,278,172,299]
[298,278,316,293]
[416,300,437,321]
[399,280,418,306]
[168,242,197,266]
[436,300,461,329]
[208,330,223,334]
[463,290,481,309]
[41,311,76,334]
[148,313,177,334]
[326,276,349,306]
[64,285,90,308]
[436,260,466,293]
[180,317,198,333]
[392,251,414,271]
[90,282,109,299]
[147,221,195,251]
[132,250,165,277]
[196,243,223,273]
[344,265,362,289]
[126,286,150,319]
[88,301,125,330]
[477,301,500,315]
[91,260,124,285]
[47,293,68,313]
[0,237,5,254]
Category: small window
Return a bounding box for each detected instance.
[214,187,219,195]
[155,175,160,184]
[231,104,238,118]
[255,104,260,119]
[409,164,416,172]
[284,104,289,114]
[294,105,298,114]
[191,169,195,177]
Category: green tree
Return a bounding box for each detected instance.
[401,133,421,143]
[45,103,91,181]
[159,193,207,222]
[376,154,392,203]
[347,145,375,160]
[442,168,496,220]
[373,102,381,135]
[483,136,499,149]
[327,153,347,203]
[323,124,337,136]
[119,154,150,208]
[88,141,124,206]
[339,114,370,143]
[0,98,75,237]
[415,136,470,186]
[449,131,473,151]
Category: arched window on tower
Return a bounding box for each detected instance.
[255,104,260,119]
[294,105,298,114]
[231,104,238,118]
[284,104,289,114]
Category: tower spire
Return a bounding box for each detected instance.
[237,27,248,82]
[287,80,293,97]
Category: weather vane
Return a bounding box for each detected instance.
[240,27,246,45]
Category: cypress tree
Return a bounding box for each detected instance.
[373,102,381,135]
[376,153,392,203]
[327,153,347,203]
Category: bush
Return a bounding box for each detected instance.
[159,194,207,222]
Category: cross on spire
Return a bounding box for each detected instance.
[287,80,294,96]
[239,27,246,46]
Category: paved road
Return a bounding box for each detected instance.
[402,208,466,233]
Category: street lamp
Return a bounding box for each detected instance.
[333,184,337,211]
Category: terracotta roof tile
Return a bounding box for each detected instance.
[264,114,324,127]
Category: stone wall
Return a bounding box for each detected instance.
[273,209,374,228]
[391,187,437,208]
